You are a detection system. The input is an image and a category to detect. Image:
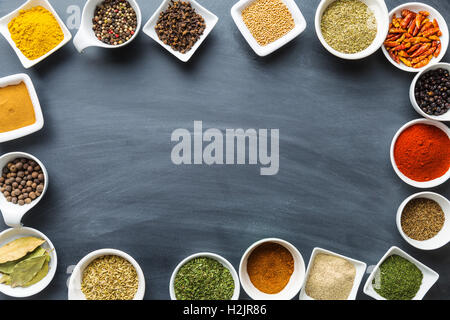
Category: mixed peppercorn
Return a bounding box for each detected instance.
[92,0,137,46]
[415,68,450,116]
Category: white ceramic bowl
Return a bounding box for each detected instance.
[0,74,44,143]
[0,227,57,298]
[239,238,305,300]
[299,247,366,300]
[231,0,307,57]
[396,192,450,250]
[143,0,218,62]
[382,2,449,73]
[390,118,450,188]
[410,62,450,121]
[0,152,49,228]
[73,0,142,53]
[169,252,240,300]
[315,0,389,60]
[363,246,439,300]
[0,0,72,69]
[68,248,145,300]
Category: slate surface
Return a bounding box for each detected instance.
[0,0,449,300]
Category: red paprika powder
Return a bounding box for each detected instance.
[394,124,450,182]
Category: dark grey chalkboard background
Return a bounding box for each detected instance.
[0,0,449,300]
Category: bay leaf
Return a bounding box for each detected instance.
[10,255,47,288]
[0,274,11,285]
[0,237,46,264]
[24,253,50,287]
[0,247,46,274]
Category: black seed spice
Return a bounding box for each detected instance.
[415,68,450,116]
[155,1,206,54]
[92,0,137,46]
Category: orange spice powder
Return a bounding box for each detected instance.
[0,82,36,133]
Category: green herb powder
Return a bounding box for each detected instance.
[174,257,234,300]
[373,255,423,300]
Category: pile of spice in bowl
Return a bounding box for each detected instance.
[304,253,356,300]
[241,0,295,47]
[414,67,450,116]
[372,255,423,300]
[92,0,138,46]
[172,255,236,300]
[392,121,450,185]
[384,9,443,69]
[1,158,45,206]
[81,255,139,300]
[7,6,64,60]
[320,0,377,54]
[155,1,206,54]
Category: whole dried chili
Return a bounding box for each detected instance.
[394,124,450,182]
[384,10,442,68]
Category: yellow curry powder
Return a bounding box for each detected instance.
[0,82,36,133]
[8,6,64,60]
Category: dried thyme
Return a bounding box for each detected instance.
[174,257,234,300]
[321,0,377,54]
[81,255,138,300]
[372,255,423,300]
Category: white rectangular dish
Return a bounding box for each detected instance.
[143,0,219,62]
[0,74,44,143]
[0,0,72,69]
[231,0,307,56]
[299,247,367,300]
[363,246,439,300]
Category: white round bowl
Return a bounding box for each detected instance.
[169,252,240,300]
[390,118,450,188]
[73,0,142,53]
[382,2,449,73]
[315,0,389,60]
[0,227,57,298]
[239,238,305,300]
[396,192,450,250]
[68,249,145,300]
[410,62,450,121]
[0,152,49,228]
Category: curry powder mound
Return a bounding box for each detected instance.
[8,6,64,60]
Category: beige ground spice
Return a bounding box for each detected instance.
[81,255,138,300]
[305,253,356,300]
[242,0,295,46]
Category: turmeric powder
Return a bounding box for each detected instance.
[0,82,36,133]
[8,6,64,60]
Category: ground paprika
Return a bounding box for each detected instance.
[394,124,450,182]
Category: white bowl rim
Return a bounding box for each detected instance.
[0,0,73,69]
[0,151,49,228]
[390,118,450,188]
[0,227,57,298]
[68,248,146,300]
[239,237,305,300]
[315,0,389,60]
[381,2,449,73]
[363,246,439,300]
[396,191,450,250]
[169,252,240,300]
[410,62,450,121]
[299,247,367,300]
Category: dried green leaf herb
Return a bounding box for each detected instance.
[0,247,46,274]
[372,255,423,300]
[0,274,11,285]
[174,257,234,300]
[24,253,50,287]
[10,255,47,288]
[0,237,45,264]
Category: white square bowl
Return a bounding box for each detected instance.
[0,73,44,143]
[0,0,72,69]
[363,246,439,300]
[299,247,367,300]
[231,0,307,57]
[143,0,219,62]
